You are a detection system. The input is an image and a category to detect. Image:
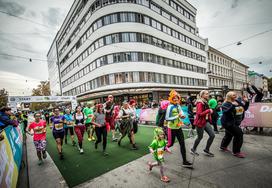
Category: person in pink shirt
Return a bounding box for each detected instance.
[28,112,47,165]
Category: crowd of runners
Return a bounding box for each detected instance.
[0,83,264,183]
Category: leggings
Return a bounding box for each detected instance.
[193,123,215,151]
[167,128,187,162]
[95,126,107,150]
[64,127,74,137]
[74,125,85,148]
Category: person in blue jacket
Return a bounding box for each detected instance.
[0,107,18,130]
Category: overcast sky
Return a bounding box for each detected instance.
[0,0,271,96]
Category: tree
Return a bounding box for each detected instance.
[30,81,52,111]
[0,88,8,107]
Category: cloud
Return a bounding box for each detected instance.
[0,0,26,16]
[41,7,63,27]
[231,0,240,9]
[212,11,221,18]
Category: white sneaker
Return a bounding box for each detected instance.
[80,148,84,154]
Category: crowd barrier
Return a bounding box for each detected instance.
[138,103,272,128]
[0,123,23,188]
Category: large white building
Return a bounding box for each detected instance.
[48,0,209,104]
[47,37,61,96]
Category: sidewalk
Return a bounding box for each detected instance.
[76,133,272,188]
[26,134,67,188]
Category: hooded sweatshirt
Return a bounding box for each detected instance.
[193,99,212,128]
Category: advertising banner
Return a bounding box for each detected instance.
[0,124,23,188]
[241,103,272,128]
[8,96,77,103]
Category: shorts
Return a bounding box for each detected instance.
[53,130,65,140]
[106,117,115,130]
[34,140,47,152]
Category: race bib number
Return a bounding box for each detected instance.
[157,148,164,160]
[67,121,75,127]
[34,126,44,134]
[54,123,64,130]
[235,106,244,116]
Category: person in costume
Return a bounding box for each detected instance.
[63,109,76,146]
[156,100,170,138]
[50,107,65,160]
[92,104,108,156]
[83,102,95,141]
[118,101,138,150]
[165,90,193,168]
[148,127,171,182]
[28,112,47,165]
[129,99,138,134]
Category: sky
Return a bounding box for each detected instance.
[0,0,271,96]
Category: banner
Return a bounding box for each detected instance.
[8,96,76,103]
[241,103,272,128]
[0,124,23,188]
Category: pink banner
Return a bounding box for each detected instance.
[241,103,272,128]
[139,108,158,122]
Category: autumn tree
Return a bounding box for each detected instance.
[0,88,8,107]
[30,81,52,111]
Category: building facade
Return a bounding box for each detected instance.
[232,60,248,95]
[263,76,269,98]
[207,46,233,96]
[48,0,209,104]
[47,38,61,96]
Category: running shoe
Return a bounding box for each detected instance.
[203,149,215,157]
[103,151,109,156]
[80,148,84,154]
[87,137,92,141]
[219,147,231,152]
[160,176,170,183]
[112,138,118,142]
[131,145,138,150]
[214,130,219,134]
[233,152,246,158]
[42,152,47,159]
[91,136,96,141]
[148,162,153,171]
[182,161,193,168]
[190,148,199,156]
[38,159,43,165]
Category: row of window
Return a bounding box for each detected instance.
[63,71,207,96]
[58,0,197,51]
[58,11,204,60]
[208,63,232,78]
[60,32,206,76]
[208,52,231,68]
[209,78,232,88]
[167,0,195,22]
[61,51,207,87]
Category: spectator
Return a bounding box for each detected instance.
[0,107,18,130]
[246,83,264,133]
[208,96,219,134]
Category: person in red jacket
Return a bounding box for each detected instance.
[191,90,215,157]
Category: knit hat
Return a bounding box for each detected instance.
[168,90,180,104]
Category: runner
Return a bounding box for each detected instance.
[50,107,65,160]
[118,101,138,150]
[220,92,249,158]
[191,90,215,157]
[129,99,138,135]
[64,109,76,146]
[83,102,95,141]
[103,95,117,141]
[92,104,108,156]
[74,106,86,154]
[28,112,47,165]
[148,127,171,183]
[156,100,170,138]
[165,90,193,168]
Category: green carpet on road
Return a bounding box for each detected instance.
[46,126,189,187]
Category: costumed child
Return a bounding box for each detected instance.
[148,127,171,182]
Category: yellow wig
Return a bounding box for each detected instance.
[168,90,180,104]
